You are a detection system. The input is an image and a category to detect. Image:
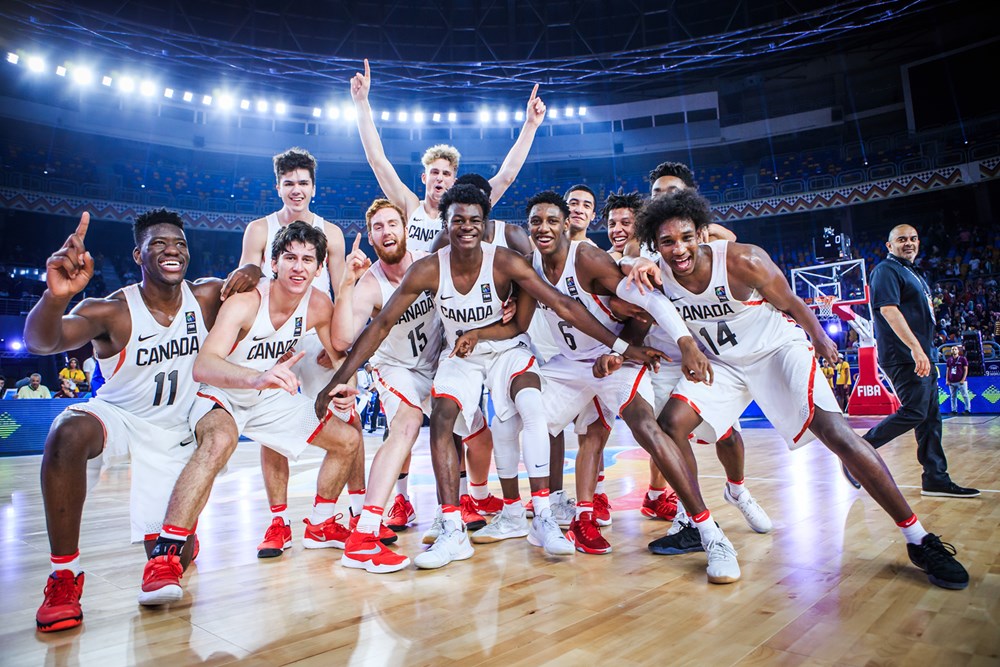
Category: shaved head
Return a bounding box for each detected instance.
[886,224,920,262]
[887,224,917,243]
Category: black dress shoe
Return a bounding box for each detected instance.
[921,481,980,498]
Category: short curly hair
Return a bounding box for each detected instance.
[525,191,570,220]
[647,161,695,189]
[635,189,712,252]
[273,147,317,184]
[422,144,461,171]
[601,189,644,222]
[134,209,184,246]
[438,183,491,223]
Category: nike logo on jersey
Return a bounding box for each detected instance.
[439,294,454,300]
[669,296,684,303]
[252,334,270,341]
[138,334,157,342]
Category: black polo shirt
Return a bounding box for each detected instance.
[869,253,935,367]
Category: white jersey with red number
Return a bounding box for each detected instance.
[95,282,207,429]
[223,279,313,406]
[437,243,527,354]
[368,251,443,372]
[407,201,441,253]
[532,241,622,362]
[659,240,805,362]
[263,212,331,294]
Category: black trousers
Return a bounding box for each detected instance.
[862,364,950,487]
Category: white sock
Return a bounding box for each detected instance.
[357,505,383,535]
[897,515,929,545]
[348,488,365,517]
[674,498,688,523]
[691,510,723,542]
[442,504,463,530]
[459,471,469,498]
[531,489,551,516]
[51,552,81,575]
[595,474,606,494]
[396,473,409,500]
[470,480,490,501]
[576,501,594,519]
[647,486,667,500]
[311,495,338,523]
[726,479,746,499]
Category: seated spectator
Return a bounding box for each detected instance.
[16,373,50,398]
[0,375,6,398]
[59,357,87,391]
[54,378,78,399]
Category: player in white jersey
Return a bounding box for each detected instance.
[138,222,365,605]
[220,147,367,559]
[26,210,223,632]
[317,184,666,571]
[624,189,970,590]
[350,58,545,252]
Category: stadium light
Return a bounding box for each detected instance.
[312,107,322,118]
[549,108,558,119]
[183,91,194,102]
[10,340,23,352]
[514,110,524,121]
[275,101,287,114]
[398,110,408,122]
[565,107,574,117]
[72,67,93,86]
[256,99,268,112]
[578,106,587,116]
[432,112,441,122]
[163,88,174,99]
[343,105,356,121]
[447,112,457,122]
[56,66,67,77]
[240,99,251,110]
[101,75,113,87]
[478,109,491,123]
[380,110,390,121]
[327,106,340,119]
[139,80,156,97]
[202,94,213,106]
[27,56,45,73]
[218,95,234,110]
[497,110,509,122]
[6,53,18,65]
[118,76,135,93]
[413,111,425,123]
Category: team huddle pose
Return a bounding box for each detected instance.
[28,60,969,634]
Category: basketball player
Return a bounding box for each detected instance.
[351,60,544,252]
[220,147,370,559]
[625,190,969,590]
[138,222,364,605]
[27,210,221,631]
[317,184,666,571]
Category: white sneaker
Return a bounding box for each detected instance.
[413,521,474,570]
[550,491,576,528]
[528,510,575,556]
[471,502,528,543]
[723,486,773,534]
[703,533,741,584]
[422,508,445,545]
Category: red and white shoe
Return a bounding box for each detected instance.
[640,491,678,521]
[257,517,292,558]
[348,512,398,545]
[593,493,612,526]
[567,512,612,555]
[191,535,200,562]
[36,570,84,632]
[468,493,503,516]
[341,530,411,573]
[524,499,534,518]
[460,494,487,531]
[138,553,183,606]
[302,515,351,549]
[385,494,416,531]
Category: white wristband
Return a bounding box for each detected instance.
[612,338,629,355]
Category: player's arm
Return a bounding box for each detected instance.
[730,242,839,365]
[330,233,375,351]
[350,59,420,215]
[496,248,663,366]
[323,221,347,298]
[702,223,737,242]
[221,218,268,300]
[451,287,536,357]
[309,290,338,362]
[503,224,533,256]
[488,85,546,204]
[190,277,224,329]
[429,229,449,252]
[879,306,931,376]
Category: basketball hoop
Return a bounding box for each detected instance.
[816,295,838,319]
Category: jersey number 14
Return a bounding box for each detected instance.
[697,322,739,355]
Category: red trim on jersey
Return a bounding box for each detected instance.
[462,421,489,443]
[111,348,127,376]
[228,340,239,355]
[431,388,463,410]
[509,355,536,379]
[671,393,702,415]
[196,391,225,409]
[618,365,648,413]
[742,299,765,306]
[792,349,818,444]
[307,409,334,443]
[375,370,419,410]
[590,293,615,319]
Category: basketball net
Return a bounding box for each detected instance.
[816,295,838,319]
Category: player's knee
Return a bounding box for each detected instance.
[44,413,104,464]
[195,430,239,468]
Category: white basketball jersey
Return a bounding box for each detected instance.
[96,282,207,429]
[407,201,442,253]
[437,243,528,354]
[659,240,806,362]
[263,213,331,294]
[224,279,312,406]
[368,251,443,372]
[532,241,622,361]
[491,220,508,248]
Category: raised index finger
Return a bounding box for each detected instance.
[75,212,90,240]
[283,350,307,368]
[353,233,362,252]
[529,83,539,102]
[364,58,370,78]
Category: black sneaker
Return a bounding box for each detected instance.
[906,533,969,590]
[648,523,704,555]
[921,481,980,498]
[841,462,861,489]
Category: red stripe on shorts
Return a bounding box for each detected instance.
[375,369,419,410]
[431,388,463,410]
[792,348,818,444]
[618,364,648,413]
[670,393,702,415]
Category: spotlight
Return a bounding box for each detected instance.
[140,80,156,97]
[6,53,18,65]
[183,91,194,102]
[56,66,66,77]
[312,107,322,118]
[343,106,356,121]
[447,112,457,122]
[432,112,441,122]
[72,67,93,86]
[27,56,45,73]
[10,340,23,351]
[565,107,574,117]
[825,321,842,335]
[102,75,113,87]
[397,110,408,122]
[164,88,174,98]
[549,108,558,119]
[202,94,212,106]
[275,102,287,114]
[497,110,509,122]
[578,106,587,116]
[328,106,340,119]
[413,111,425,123]
[240,99,251,110]
[478,110,490,123]
[514,110,524,121]
[218,95,234,110]
[256,99,268,112]
[118,77,135,93]
[380,110,390,121]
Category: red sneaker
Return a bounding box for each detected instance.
[524,498,534,518]
[191,534,200,562]
[469,493,503,516]
[36,570,84,632]
[348,512,398,545]
[385,494,416,531]
[257,517,292,558]
[460,494,487,531]
[341,529,411,573]
[302,515,351,549]
[567,512,612,555]
[138,553,183,606]
[640,491,678,521]
[593,493,612,526]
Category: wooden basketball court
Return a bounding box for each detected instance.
[2,415,998,665]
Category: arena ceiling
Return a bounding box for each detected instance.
[0,0,987,106]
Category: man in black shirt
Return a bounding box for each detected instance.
[844,224,978,497]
